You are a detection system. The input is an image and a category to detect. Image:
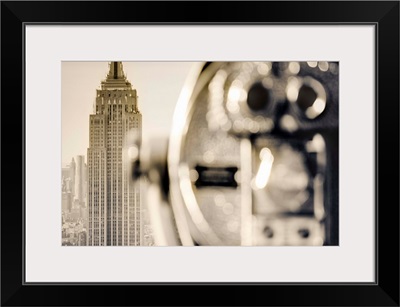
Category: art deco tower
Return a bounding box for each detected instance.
[87,62,142,246]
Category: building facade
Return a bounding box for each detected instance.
[61,158,76,215]
[87,62,142,246]
[74,155,86,206]
[69,157,76,198]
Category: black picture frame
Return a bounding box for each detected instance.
[1,1,399,306]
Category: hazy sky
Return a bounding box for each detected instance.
[62,62,195,166]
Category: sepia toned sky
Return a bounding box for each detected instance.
[62,62,195,166]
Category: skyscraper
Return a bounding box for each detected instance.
[87,62,142,246]
[73,155,86,206]
[69,157,76,198]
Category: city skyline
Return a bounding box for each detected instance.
[62,155,88,246]
[62,61,160,246]
[62,61,195,166]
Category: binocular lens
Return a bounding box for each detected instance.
[246,82,271,112]
[296,84,318,113]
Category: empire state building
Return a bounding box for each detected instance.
[88,62,142,246]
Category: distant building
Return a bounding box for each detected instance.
[61,221,87,246]
[62,167,70,183]
[69,158,76,198]
[78,231,87,246]
[74,155,85,206]
[70,207,81,221]
[143,224,154,246]
[62,161,75,194]
[88,62,142,246]
[62,191,72,213]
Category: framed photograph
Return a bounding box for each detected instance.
[1,1,399,306]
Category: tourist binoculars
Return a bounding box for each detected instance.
[130,61,339,246]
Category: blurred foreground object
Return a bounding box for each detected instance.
[131,62,338,246]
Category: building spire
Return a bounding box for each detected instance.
[107,62,125,80]
[101,61,132,90]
